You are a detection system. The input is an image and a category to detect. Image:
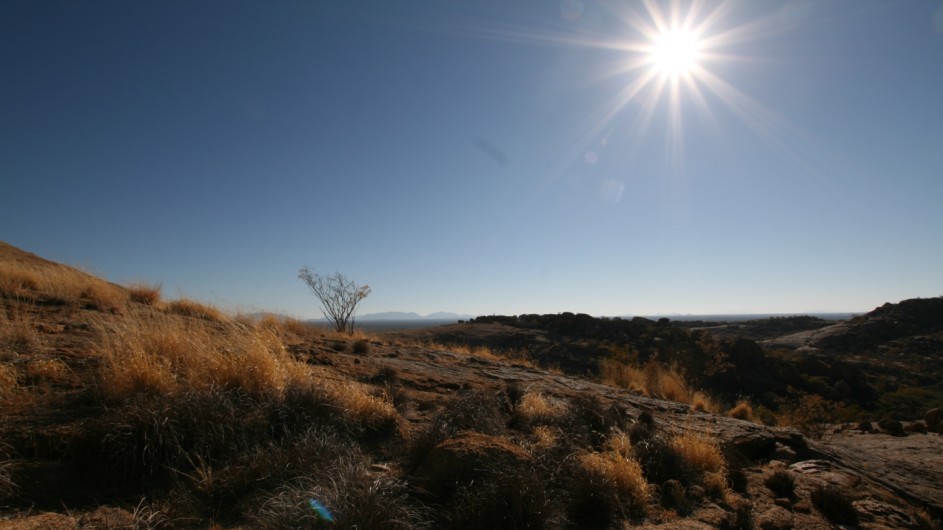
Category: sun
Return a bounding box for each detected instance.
[650,28,701,76]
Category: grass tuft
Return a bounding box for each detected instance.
[96,308,300,401]
[727,399,758,422]
[670,431,727,493]
[811,484,858,525]
[514,391,568,428]
[164,299,227,322]
[764,469,795,498]
[25,358,71,385]
[0,309,38,356]
[127,283,162,305]
[569,450,651,524]
[251,457,430,529]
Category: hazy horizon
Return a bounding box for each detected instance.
[3,1,942,319]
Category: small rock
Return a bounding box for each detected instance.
[857,421,874,432]
[792,500,812,514]
[855,499,919,528]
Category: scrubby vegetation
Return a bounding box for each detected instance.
[2,242,940,528]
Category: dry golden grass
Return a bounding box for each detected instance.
[426,341,537,368]
[0,261,41,297]
[649,364,691,403]
[322,380,398,432]
[670,431,727,495]
[0,309,38,356]
[281,317,321,339]
[690,391,722,414]
[516,391,568,426]
[96,307,303,401]
[164,298,227,322]
[0,363,18,400]
[0,258,128,311]
[25,358,71,383]
[605,431,634,459]
[600,359,722,412]
[599,358,646,392]
[726,399,758,422]
[127,283,161,306]
[531,425,560,449]
[577,450,651,514]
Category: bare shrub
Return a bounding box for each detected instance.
[298,267,370,335]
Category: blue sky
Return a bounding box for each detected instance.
[3,0,942,318]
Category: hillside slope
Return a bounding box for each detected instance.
[1,242,940,528]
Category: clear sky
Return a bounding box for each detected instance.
[3,1,942,318]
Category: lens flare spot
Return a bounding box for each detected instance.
[308,498,335,522]
[600,180,625,203]
[584,151,599,164]
[560,0,584,22]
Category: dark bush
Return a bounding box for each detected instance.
[811,484,857,525]
[438,469,560,530]
[404,390,506,471]
[764,469,795,498]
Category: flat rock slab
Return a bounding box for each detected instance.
[816,431,943,514]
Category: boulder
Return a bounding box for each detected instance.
[925,408,942,432]
[878,419,905,436]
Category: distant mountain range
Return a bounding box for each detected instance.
[309,311,474,322]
